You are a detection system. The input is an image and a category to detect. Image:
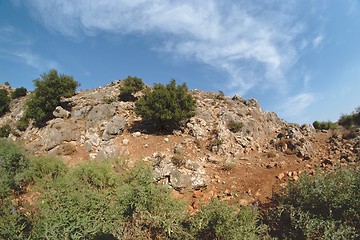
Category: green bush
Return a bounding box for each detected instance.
[0,88,10,116]
[11,87,27,99]
[115,163,188,239]
[228,120,243,133]
[0,139,29,196]
[135,79,195,130]
[189,200,265,240]
[264,169,360,239]
[16,117,29,131]
[25,69,79,126]
[0,124,11,138]
[119,76,144,101]
[312,120,337,130]
[25,156,67,183]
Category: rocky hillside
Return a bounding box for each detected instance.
[1,81,359,206]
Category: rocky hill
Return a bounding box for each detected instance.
[1,81,359,207]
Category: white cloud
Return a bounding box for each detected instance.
[22,0,307,95]
[278,93,315,118]
[12,51,60,71]
[312,34,324,48]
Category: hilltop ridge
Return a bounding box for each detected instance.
[0,80,359,205]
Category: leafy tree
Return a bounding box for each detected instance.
[135,79,195,130]
[4,81,10,86]
[25,69,79,126]
[0,89,10,116]
[11,87,27,99]
[119,76,145,101]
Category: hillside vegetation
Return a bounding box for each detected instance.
[0,71,359,239]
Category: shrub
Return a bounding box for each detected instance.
[11,87,27,99]
[338,107,360,128]
[25,156,67,183]
[0,139,29,195]
[0,125,11,138]
[25,69,79,126]
[313,120,337,130]
[115,163,188,239]
[189,200,265,239]
[135,79,195,130]
[171,153,186,168]
[264,168,360,239]
[16,117,29,131]
[228,120,243,133]
[119,76,144,101]
[0,89,10,116]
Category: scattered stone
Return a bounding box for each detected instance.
[132,131,141,138]
[277,173,285,180]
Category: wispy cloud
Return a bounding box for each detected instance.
[0,24,59,71]
[278,92,315,119]
[312,34,324,48]
[21,0,309,95]
[12,50,59,71]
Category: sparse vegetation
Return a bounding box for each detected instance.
[11,87,27,99]
[313,120,338,130]
[15,117,29,131]
[0,89,10,116]
[189,200,265,239]
[0,125,11,138]
[25,69,79,126]
[338,107,360,128]
[264,168,360,239]
[171,153,186,168]
[135,79,195,130]
[119,76,145,101]
[228,120,243,133]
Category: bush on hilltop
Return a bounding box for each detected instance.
[25,69,79,126]
[135,79,195,130]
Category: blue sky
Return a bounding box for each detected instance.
[1,0,359,124]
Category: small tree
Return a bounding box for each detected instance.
[0,89,10,116]
[25,69,79,126]
[11,87,27,99]
[119,76,144,101]
[135,79,195,130]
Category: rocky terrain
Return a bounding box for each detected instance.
[1,81,359,210]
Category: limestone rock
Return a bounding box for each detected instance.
[53,106,70,118]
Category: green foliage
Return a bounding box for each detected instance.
[338,109,360,129]
[264,169,360,239]
[16,117,29,131]
[119,76,145,101]
[0,139,29,196]
[135,79,196,129]
[11,87,27,99]
[73,161,117,190]
[25,69,79,126]
[189,200,265,240]
[0,124,11,138]
[312,120,338,130]
[228,120,243,133]
[24,155,67,183]
[4,81,10,86]
[0,88,10,116]
[115,163,188,239]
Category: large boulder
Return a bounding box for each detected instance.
[102,116,127,141]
